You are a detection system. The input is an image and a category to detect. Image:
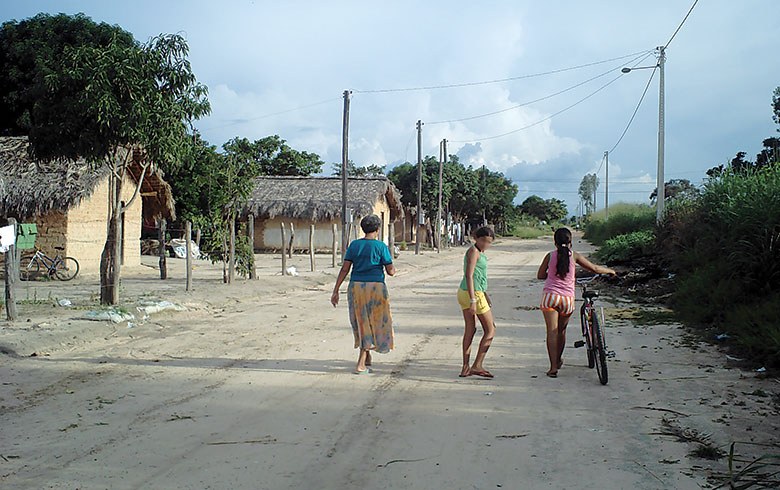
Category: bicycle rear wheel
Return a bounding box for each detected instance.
[54,257,79,281]
[592,311,609,385]
[20,256,40,281]
[580,308,595,369]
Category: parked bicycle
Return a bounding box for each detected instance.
[574,275,609,385]
[20,247,79,281]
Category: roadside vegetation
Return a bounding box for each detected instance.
[585,87,780,369]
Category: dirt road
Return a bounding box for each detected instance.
[1,238,777,489]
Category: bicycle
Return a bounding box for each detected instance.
[574,275,609,385]
[20,247,79,281]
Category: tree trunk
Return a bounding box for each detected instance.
[100,173,122,306]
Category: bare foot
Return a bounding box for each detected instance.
[546,370,558,378]
[558,358,564,369]
[459,366,472,377]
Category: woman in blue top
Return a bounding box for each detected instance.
[331,215,396,374]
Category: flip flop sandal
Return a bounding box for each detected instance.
[471,370,494,379]
[353,368,373,375]
[546,371,558,378]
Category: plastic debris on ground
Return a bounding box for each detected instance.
[57,299,72,307]
[714,333,730,341]
[81,310,135,324]
[286,266,299,276]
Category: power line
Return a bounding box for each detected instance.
[353,50,651,94]
[427,52,650,126]
[665,0,699,48]
[198,96,342,131]
[608,65,657,154]
[447,51,654,143]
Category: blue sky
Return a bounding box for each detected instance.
[4,1,779,213]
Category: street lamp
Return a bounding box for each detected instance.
[622,46,666,223]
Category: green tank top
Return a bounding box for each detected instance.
[459,247,488,292]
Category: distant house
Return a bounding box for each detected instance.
[242,176,402,251]
[0,136,175,274]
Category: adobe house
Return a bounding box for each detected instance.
[242,176,402,251]
[0,136,175,275]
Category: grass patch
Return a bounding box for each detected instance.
[585,203,655,245]
[594,230,655,263]
[606,307,679,325]
[507,226,550,239]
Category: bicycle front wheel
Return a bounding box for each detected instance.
[581,308,595,369]
[54,257,79,281]
[20,256,40,281]
[592,311,609,385]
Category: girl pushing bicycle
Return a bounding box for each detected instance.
[537,228,615,378]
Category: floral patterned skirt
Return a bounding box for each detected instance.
[348,281,394,353]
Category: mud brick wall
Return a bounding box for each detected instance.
[64,176,142,275]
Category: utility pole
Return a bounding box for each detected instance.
[341,90,351,259]
[442,139,448,248]
[437,139,444,253]
[656,46,666,223]
[415,120,423,255]
[604,150,609,221]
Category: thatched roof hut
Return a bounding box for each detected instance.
[0,136,175,221]
[243,176,402,221]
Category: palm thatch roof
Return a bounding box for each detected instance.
[0,136,175,220]
[243,176,402,221]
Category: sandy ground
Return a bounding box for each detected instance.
[1,237,778,489]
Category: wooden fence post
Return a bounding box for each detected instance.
[185,221,192,292]
[288,222,295,258]
[281,222,288,275]
[248,214,256,280]
[332,223,338,267]
[4,218,18,321]
[195,228,202,248]
[158,218,167,280]
[228,217,236,284]
[309,224,316,272]
[388,222,395,254]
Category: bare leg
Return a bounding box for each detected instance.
[355,349,369,373]
[461,310,477,377]
[542,309,560,376]
[471,310,496,376]
[557,314,572,369]
[365,351,372,366]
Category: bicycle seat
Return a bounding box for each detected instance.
[583,290,599,300]
[54,246,64,251]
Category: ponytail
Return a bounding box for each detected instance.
[554,228,573,279]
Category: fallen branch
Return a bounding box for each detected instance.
[633,460,666,486]
[207,436,277,446]
[631,406,690,417]
[377,457,430,468]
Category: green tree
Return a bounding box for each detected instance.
[520,195,547,221]
[578,173,599,215]
[26,31,210,304]
[332,160,386,177]
[650,179,700,203]
[772,86,780,130]
[0,13,136,135]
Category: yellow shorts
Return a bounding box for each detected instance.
[457,289,491,315]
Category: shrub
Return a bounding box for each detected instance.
[661,164,780,367]
[584,204,655,245]
[595,230,655,263]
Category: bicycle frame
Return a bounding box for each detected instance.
[26,249,63,275]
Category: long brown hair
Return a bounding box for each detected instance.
[554,228,572,278]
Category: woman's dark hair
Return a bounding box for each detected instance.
[360,214,382,234]
[554,227,573,278]
[473,226,495,239]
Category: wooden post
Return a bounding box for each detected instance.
[388,221,395,255]
[288,222,295,258]
[228,217,236,284]
[341,90,351,259]
[248,214,256,280]
[309,224,316,272]
[195,228,202,248]
[4,218,18,321]
[415,119,423,255]
[281,222,288,275]
[401,213,407,243]
[185,221,192,292]
[332,223,338,267]
[158,218,167,280]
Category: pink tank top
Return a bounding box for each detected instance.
[544,249,575,297]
